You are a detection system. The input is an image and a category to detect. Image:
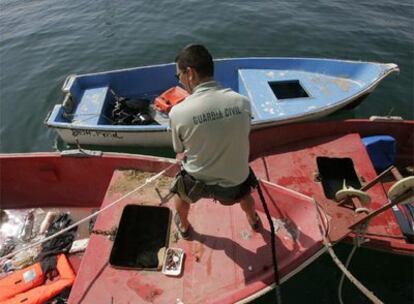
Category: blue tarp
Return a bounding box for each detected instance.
[362,135,396,171]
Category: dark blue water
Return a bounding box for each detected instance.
[0,1,413,303]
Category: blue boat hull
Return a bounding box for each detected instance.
[45,58,398,146]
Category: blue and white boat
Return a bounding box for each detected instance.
[45,58,398,147]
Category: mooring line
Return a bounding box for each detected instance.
[311,198,384,304]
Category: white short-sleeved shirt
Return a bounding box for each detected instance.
[169,81,251,187]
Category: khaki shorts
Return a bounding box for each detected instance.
[170,169,258,205]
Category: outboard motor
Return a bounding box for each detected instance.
[131,113,153,125]
[111,91,154,125]
[125,98,151,113]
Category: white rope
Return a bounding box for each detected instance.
[311,199,384,304]
[0,162,177,263]
[338,245,358,304]
[338,222,370,304]
[324,242,383,304]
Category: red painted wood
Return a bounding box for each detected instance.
[250,119,414,255]
[1,119,413,303]
[69,172,324,304]
[0,152,177,209]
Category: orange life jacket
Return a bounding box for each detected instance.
[0,254,75,304]
[154,86,189,113]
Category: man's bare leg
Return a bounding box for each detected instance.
[174,195,191,232]
[239,193,258,227]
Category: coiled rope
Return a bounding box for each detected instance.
[0,162,177,263]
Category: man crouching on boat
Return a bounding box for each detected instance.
[169,44,260,239]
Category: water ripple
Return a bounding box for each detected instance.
[0,0,413,153]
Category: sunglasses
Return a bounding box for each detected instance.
[175,67,192,80]
[175,71,185,80]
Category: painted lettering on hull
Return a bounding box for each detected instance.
[71,129,123,139]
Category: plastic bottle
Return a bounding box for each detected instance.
[19,210,34,242]
[39,211,56,235]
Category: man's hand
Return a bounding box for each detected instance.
[176,153,186,162]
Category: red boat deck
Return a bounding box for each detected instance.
[1,119,412,303]
[69,169,325,304]
[250,127,413,255]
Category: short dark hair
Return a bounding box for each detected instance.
[175,44,214,78]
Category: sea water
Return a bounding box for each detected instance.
[0,1,413,303]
